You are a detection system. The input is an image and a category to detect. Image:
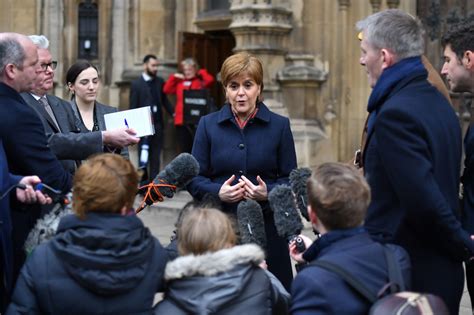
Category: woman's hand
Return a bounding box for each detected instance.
[218,175,246,203]
[240,175,267,201]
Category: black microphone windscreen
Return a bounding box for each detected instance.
[289,167,312,221]
[153,153,200,197]
[269,184,304,241]
[237,199,267,249]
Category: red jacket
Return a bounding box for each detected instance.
[163,69,215,126]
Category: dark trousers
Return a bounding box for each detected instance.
[263,210,293,291]
[466,261,474,310]
[409,249,464,315]
[138,125,163,182]
[10,208,41,289]
[176,125,195,154]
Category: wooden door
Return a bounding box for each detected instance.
[178,31,235,107]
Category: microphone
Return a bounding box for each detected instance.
[136,153,199,213]
[237,199,267,249]
[268,184,306,253]
[289,167,312,221]
[24,192,73,254]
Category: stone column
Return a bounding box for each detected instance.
[277,54,329,167]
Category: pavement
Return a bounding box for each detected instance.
[136,191,473,315]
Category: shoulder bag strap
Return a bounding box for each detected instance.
[311,260,377,303]
[382,246,406,292]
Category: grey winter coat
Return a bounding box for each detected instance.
[153,244,290,315]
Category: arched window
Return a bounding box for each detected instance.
[78,1,98,59]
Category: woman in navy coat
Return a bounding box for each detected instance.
[187,53,297,289]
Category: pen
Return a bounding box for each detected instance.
[124,118,129,128]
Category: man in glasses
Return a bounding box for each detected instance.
[21,35,138,175]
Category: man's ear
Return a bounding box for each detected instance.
[463,50,474,70]
[308,205,318,225]
[381,48,395,70]
[3,64,16,81]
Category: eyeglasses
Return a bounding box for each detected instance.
[40,61,58,71]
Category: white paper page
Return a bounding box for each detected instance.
[104,106,155,137]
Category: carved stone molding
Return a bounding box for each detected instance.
[338,0,351,11]
[386,0,400,9]
[229,2,292,54]
[369,0,382,13]
[277,54,328,86]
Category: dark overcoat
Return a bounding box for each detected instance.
[291,229,411,315]
[187,102,297,290]
[362,57,470,314]
[7,213,168,315]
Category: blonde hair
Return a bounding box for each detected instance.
[178,207,237,255]
[72,154,139,219]
[307,163,370,230]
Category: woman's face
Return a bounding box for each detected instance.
[182,64,197,80]
[225,73,261,117]
[68,67,99,103]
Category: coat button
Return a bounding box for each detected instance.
[238,143,245,150]
[239,170,244,175]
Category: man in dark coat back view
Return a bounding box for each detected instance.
[290,163,411,315]
[440,20,474,310]
[130,54,173,183]
[357,10,474,314]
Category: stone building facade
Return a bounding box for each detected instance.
[0,0,472,168]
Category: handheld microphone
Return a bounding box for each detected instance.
[237,199,267,249]
[289,167,312,221]
[136,153,199,212]
[268,184,306,253]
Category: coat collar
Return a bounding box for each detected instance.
[217,102,271,124]
[164,244,264,281]
[0,82,24,103]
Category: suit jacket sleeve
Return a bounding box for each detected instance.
[188,117,223,199]
[376,107,474,255]
[129,80,140,109]
[161,81,174,116]
[266,117,297,192]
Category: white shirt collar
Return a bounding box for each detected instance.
[142,72,154,82]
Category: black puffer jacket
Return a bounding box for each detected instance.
[153,244,290,315]
[7,212,168,315]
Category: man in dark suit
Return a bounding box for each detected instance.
[441,20,474,309]
[0,140,51,312]
[0,32,72,292]
[357,10,473,314]
[22,35,139,174]
[130,54,173,183]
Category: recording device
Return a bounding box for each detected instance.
[237,199,267,249]
[268,184,306,253]
[289,167,312,221]
[137,153,199,212]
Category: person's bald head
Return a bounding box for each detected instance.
[0,32,39,92]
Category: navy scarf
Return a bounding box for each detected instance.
[366,56,426,135]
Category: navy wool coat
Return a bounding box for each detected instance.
[362,58,468,314]
[188,102,297,211]
[187,102,297,290]
[291,230,411,315]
